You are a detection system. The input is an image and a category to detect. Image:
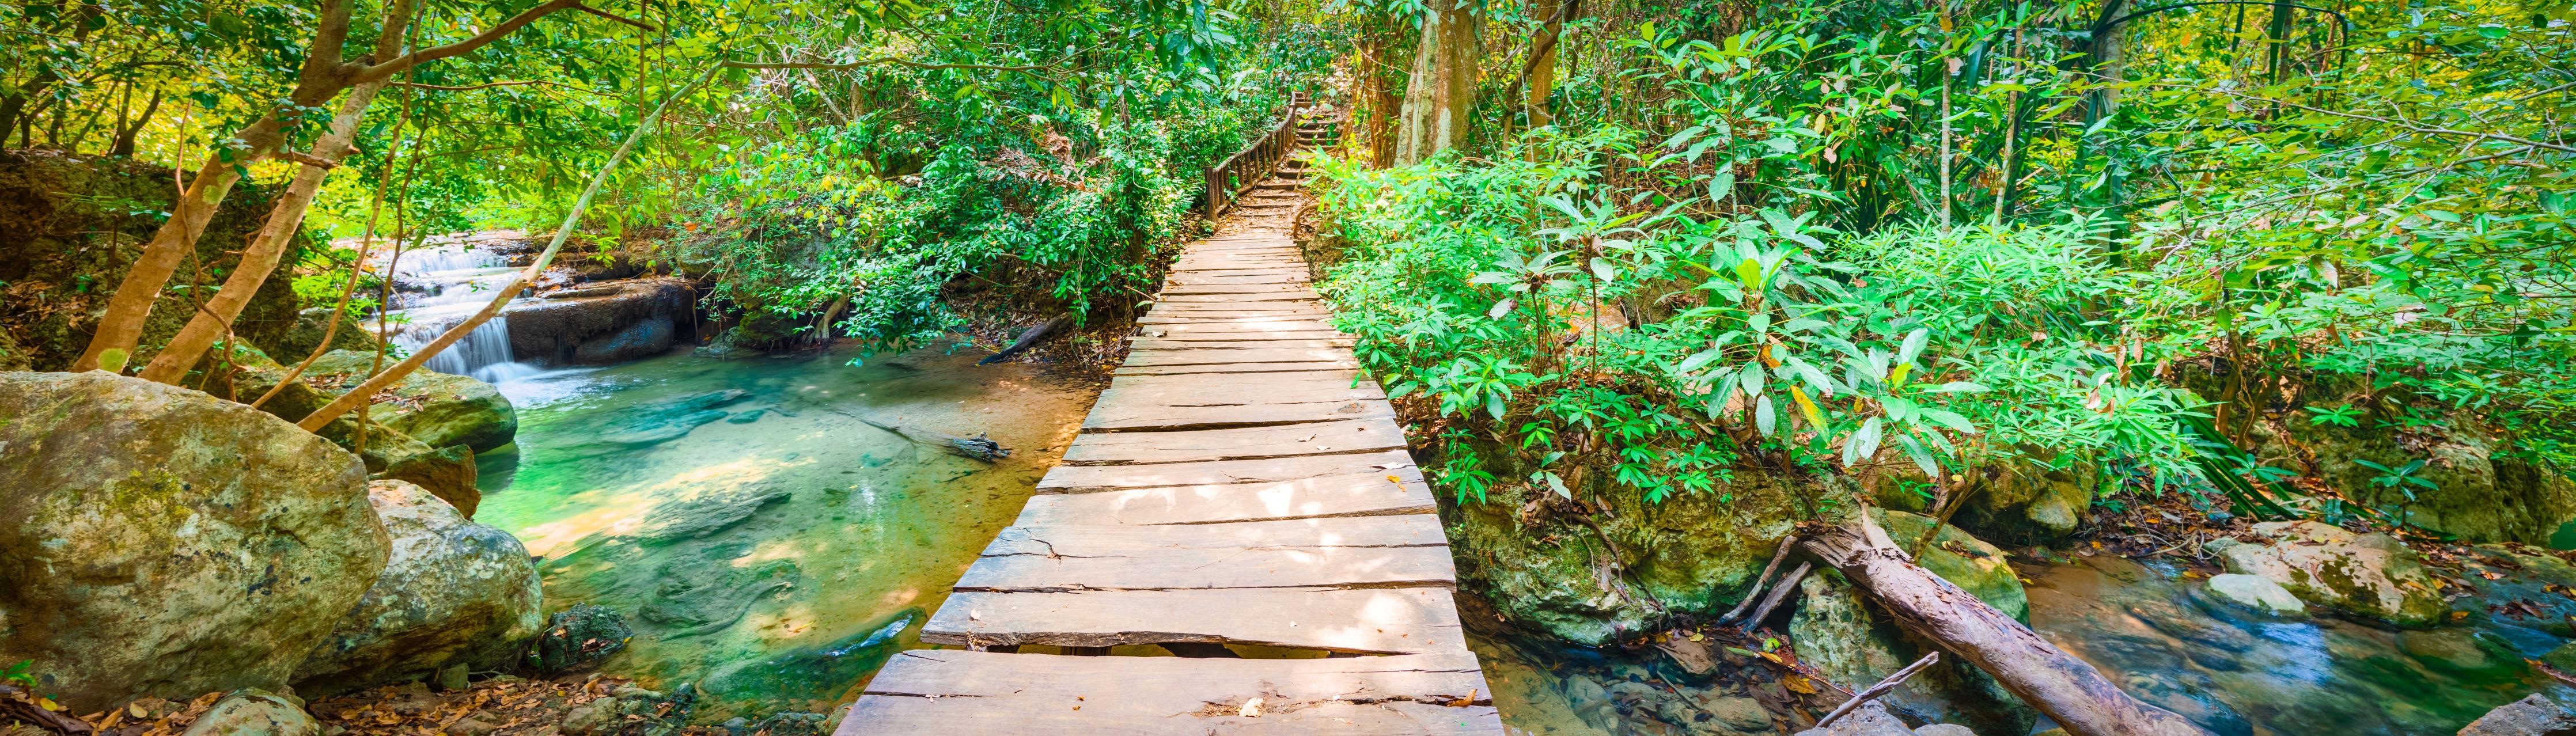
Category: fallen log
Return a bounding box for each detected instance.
[979,313,1072,365]
[1799,514,2210,736]
[830,408,1012,461]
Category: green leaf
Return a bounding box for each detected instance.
[1918,408,1975,433]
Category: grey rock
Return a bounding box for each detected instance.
[1914,725,1979,736]
[528,604,632,674]
[1792,701,1914,736]
[2203,574,2308,617]
[0,373,386,711]
[293,480,543,696]
[2459,694,2576,735]
[434,664,469,692]
[180,689,322,736]
[1699,695,1772,733]
[2206,521,2447,625]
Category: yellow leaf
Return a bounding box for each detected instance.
[130,704,149,719]
[38,697,61,711]
[1783,675,1817,695]
[1385,475,1401,484]
[1687,632,1704,642]
[1790,387,1825,428]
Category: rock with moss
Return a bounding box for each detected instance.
[1446,471,1806,645]
[271,308,385,362]
[0,371,387,711]
[2210,384,2576,545]
[302,351,516,452]
[2201,573,2307,618]
[293,480,543,696]
[1865,509,2029,621]
[2203,521,2447,627]
[528,604,634,674]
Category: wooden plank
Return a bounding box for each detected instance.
[1014,472,1435,526]
[1061,416,1405,464]
[1082,397,1391,430]
[1039,447,1421,491]
[842,650,1501,735]
[923,586,1472,654]
[1153,291,1319,302]
[953,516,1456,591]
[1135,329,1351,342]
[1094,371,1383,408]
[1130,337,1353,350]
[1135,316,1339,328]
[1146,302,1327,313]
[1115,361,1358,376]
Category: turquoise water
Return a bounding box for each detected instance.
[472,345,1093,720]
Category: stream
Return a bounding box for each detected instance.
[461,340,2572,733]
[471,343,1092,722]
[1460,552,2576,736]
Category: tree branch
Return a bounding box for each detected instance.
[351,0,584,84]
[2154,84,2576,154]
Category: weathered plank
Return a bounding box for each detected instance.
[1039,447,1422,491]
[1128,347,1350,365]
[1096,370,1383,406]
[1114,361,1358,376]
[1061,416,1405,464]
[1135,318,1340,331]
[1084,397,1393,430]
[842,650,1499,735]
[1154,291,1320,302]
[953,515,1456,591]
[1135,329,1352,342]
[1130,337,1354,350]
[924,586,1472,654]
[1014,472,1435,525]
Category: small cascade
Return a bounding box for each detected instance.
[374,236,544,382]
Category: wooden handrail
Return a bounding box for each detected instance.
[1203,92,1306,218]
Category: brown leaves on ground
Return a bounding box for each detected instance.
[311,675,721,736]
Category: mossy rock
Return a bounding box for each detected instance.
[2205,521,2447,627]
[1867,507,2029,621]
[0,371,386,711]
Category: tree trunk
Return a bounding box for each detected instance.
[70,0,365,373]
[1360,28,1399,169]
[111,89,164,157]
[1801,519,2211,736]
[137,79,389,384]
[1392,0,1480,165]
[1522,0,1574,128]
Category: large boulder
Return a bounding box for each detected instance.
[2204,521,2448,626]
[0,371,387,711]
[271,308,385,363]
[1866,509,2027,621]
[505,278,694,365]
[293,480,542,696]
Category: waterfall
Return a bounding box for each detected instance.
[377,237,544,382]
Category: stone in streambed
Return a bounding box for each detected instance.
[2399,629,2525,683]
[1865,509,2028,621]
[526,604,633,675]
[1791,701,1913,736]
[505,278,693,365]
[2202,573,2308,618]
[2204,521,2446,626]
[179,689,321,736]
[1913,726,1978,736]
[0,371,387,712]
[2458,693,2576,736]
[292,480,543,696]
[1696,695,1773,734]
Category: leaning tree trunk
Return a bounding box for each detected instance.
[138,79,390,384]
[1392,0,1479,165]
[1801,518,2211,736]
[69,0,366,373]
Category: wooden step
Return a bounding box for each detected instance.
[950,515,1457,592]
[925,586,1473,654]
[1014,470,1433,526]
[1039,448,1420,491]
[841,650,1501,735]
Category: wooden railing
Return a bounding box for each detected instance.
[1203,94,1305,218]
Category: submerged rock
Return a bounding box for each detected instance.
[2457,693,2576,736]
[0,371,387,711]
[2202,573,2308,618]
[527,604,634,675]
[1790,701,1913,736]
[293,480,544,696]
[2204,521,2447,626]
[179,689,321,736]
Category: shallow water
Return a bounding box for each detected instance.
[2024,554,2576,735]
[473,344,1092,720]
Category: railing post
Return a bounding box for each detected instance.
[1206,166,1223,217]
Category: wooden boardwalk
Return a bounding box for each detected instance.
[836,206,1502,731]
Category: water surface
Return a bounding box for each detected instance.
[474,344,1093,720]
